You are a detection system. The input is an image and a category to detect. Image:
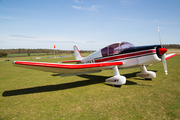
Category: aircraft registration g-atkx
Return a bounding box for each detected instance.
[13,28,177,87]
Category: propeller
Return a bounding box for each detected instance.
[158,27,168,75]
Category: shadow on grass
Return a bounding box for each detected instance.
[3,70,157,97]
[78,74,137,85]
[51,73,61,76]
[2,75,106,97]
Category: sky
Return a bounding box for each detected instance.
[0,0,180,50]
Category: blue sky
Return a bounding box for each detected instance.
[0,0,180,50]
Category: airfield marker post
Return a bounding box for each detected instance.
[54,45,56,57]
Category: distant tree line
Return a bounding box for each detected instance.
[163,44,180,49]
[0,52,8,57]
[0,49,94,57]
[0,44,179,57]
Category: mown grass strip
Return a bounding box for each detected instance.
[7,53,54,57]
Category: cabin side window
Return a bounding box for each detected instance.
[108,43,120,55]
[101,42,134,57]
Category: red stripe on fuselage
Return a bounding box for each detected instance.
[95,49,156,63]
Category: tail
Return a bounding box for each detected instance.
[73,45,83,60]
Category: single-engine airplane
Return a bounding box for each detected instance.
[13,28,177,86]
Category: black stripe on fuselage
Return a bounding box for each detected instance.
[94,45,160,61]
[119,45,160,55]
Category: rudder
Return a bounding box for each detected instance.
[73,45,83,60]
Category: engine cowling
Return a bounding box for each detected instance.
[156,46,167,59]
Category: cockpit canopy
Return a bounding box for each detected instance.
[101,42,134,57]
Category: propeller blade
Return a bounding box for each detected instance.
[162,54,168,75]
[158,27,163,48]
[158,27,168,75]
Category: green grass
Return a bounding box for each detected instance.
[0,53,180,119]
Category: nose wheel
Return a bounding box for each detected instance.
[136,65,156,79]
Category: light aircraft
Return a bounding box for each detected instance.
[13,28,177,86]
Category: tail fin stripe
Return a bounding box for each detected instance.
[75,45,82,57]
[73,45,83,60]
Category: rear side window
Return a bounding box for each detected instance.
[101,47,108,57]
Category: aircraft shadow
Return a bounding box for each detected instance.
[78,75,137,86]
[2,75,106,97]
[3,70,157,97]
[51,73,61,76]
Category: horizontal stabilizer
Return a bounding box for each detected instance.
[61,60,81,63]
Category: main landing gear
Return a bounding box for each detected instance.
[105,66,126,86]
[136,65,156,80]
[105,65,155,86]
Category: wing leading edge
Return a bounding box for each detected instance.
[165,53,177,60]
[13,61,124,76]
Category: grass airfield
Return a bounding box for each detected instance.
[0,53,180,119]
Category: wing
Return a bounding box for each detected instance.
[13,61,124,76]
[165,53,177,60]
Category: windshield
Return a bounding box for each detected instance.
[101,42,134,57]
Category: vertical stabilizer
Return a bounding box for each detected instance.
[73,45,83,60]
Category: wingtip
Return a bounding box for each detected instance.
[165,53,177,60]
[12,61,16,64]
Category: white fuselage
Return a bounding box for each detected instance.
[81,47,161,69]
